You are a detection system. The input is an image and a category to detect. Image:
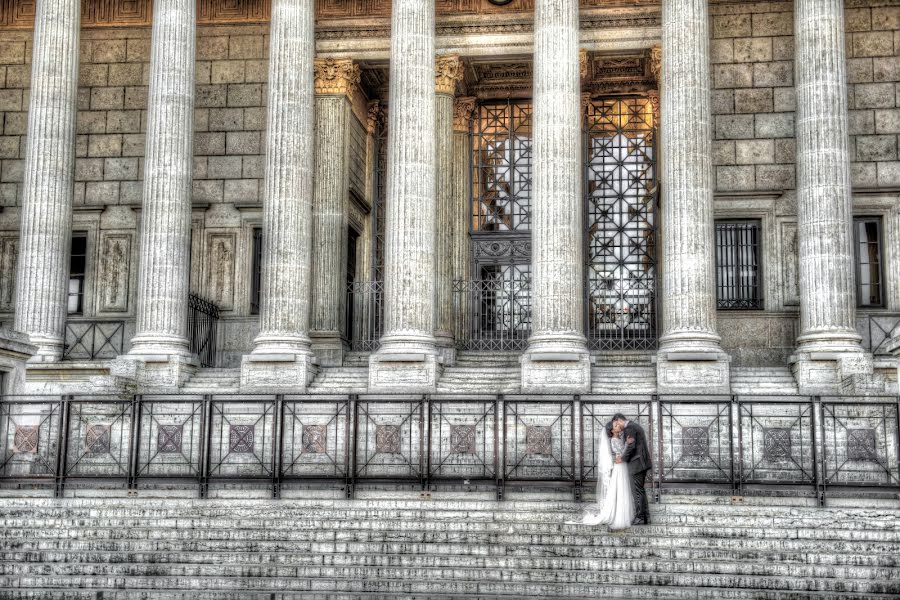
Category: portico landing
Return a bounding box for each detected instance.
[177,353,816,396]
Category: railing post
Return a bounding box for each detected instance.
[127,394,143,493]
[272,394,284,499]
[732,394,741,497]
[53,395,71,498]
[572,394,582,502]
[654,395,663,502]
[198,394,213,499]
[424,394,432,491]
[348,395,359,499]
[497,394,505,501]
[345,395,356,498]
[812,395,825,507]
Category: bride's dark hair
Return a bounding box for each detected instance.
[605,422,615,438]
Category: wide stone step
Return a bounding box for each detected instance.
[1,568,895,595]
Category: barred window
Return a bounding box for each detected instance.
[250,227,262,315]
[68,232,87,315]
[472,101,532,232]
[854,217,883,308]
[715,220,762,310]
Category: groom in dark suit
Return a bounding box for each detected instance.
[612,413,652,525]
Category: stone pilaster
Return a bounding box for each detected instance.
[451,97,476,346]
[435,55,464,364]
[655,0,730,394]
[241,0,317,391]
[13,0,80,362]
[369,0,440,392]
[309,58,361,367]
[790,0,875,394]
[521,0,591,394]
[127,0,196,387]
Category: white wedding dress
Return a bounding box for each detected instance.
[581,432,634,530]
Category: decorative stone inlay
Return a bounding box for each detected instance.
[435,54,464,95]
[681,426,709,460]
[229,424,255,454]
[302,424,327,454]
[763,428,791,461]
[449,425,477,455]
[473,240,531,260]
[375,424,401,454]
[646,90,660,125]
[579,48,589,80]
[526,425,552,456]
[452,96,477,133]
[847,428,877,462]
[12,426,38,454]
[314,58,361,100]
[84,424,111,456]
[157,424,183,454]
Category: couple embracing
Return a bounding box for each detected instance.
[582,413,651,530]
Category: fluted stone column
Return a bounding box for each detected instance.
[128,0,196,384]
[13,0,80,362]
[521,0,590,393]
[434,55,464,364]
[655,0,729,394]
[451,97,476,346]
[369,0,440,392]
[241,0,316,391]
[791,0,872,394]
[310,59,360,367]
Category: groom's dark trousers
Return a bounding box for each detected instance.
[621,421,652,523]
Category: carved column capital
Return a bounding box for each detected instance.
[452,96,476,132]
[314,58,361,100]
[435,54,464,95]
[649,44,662,81]
[646,89,660,125]
[580,48,590,80]
[366,100,385,135]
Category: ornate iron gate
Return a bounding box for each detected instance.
[584,97,658,350]
[188,293,219,368]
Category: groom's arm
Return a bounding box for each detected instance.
[621,426,637,462]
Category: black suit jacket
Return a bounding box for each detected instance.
[620,421,652,475]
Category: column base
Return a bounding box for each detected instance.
[310,331,346,367]
[23,334,64,364]
[521,335,591,394]
[240,352,317,393]
[369,338,441,393]
[118,353,198,391]
[655,349,731,395]
[790,350,885,396]
[434,331,457,367]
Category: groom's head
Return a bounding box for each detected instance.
[611,413,628,432]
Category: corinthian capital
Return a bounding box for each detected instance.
[453,96,477,132]
[435,54,464,95]
[314,58,361,100]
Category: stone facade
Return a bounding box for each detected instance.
[0,0,895,396]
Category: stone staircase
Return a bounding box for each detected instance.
[0,493,897,599]
[437,352,521,394]
[180,368,241,394]
[308,366,369,394]
[730,367,799,396]
[591,354,657,394]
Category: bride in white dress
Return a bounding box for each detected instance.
[581,422,634,530]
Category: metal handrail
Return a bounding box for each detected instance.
[0,392,896,505]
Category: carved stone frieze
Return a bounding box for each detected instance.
[649,44,662,80]
[435,55,464,95]
[205,232,236,311]
[314,58,362,101]
[0,235,18,312]
[98,233,131,313]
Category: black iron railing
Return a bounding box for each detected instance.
[0,394,896,504]
[858,313,900,356]
[63,321,125,360]
[188,293,219,368]
[453,279,532,351]
[347,281,383,352]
